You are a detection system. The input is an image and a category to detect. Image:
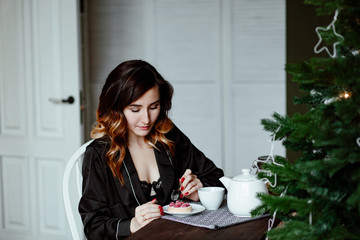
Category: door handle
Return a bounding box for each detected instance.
[49,96,75,104]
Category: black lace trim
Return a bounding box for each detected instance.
[140,178,165,202]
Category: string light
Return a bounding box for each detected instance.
[340,91,351,99]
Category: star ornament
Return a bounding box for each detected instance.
[314,10,344,58]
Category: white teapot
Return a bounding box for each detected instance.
[220,168,268,217]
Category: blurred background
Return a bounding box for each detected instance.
[0,0,329,239]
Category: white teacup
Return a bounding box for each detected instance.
[198,187,225,210]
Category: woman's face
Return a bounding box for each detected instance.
[123,86,161,139]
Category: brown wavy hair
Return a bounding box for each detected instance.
[91,60,174,183]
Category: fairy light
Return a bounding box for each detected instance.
[339,91,352,99]
[324,90,351,104]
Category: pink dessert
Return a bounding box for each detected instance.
[168,200,192,213]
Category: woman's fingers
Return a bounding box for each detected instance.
[130,199,164,233]
[180,169,192,187]
[141,205,163,219]
[135,199,164,225]
[182,179,203,199]
[179,169,203,200]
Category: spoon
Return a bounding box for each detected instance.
[170,188,181,201]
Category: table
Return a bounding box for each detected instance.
[125,216,279,240]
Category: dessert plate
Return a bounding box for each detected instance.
[163,203,205,217]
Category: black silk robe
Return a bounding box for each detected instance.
[78,125,224,240]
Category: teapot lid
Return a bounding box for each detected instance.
[233,169,257,182]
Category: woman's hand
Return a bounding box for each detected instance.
[130,198,164,233]
[179,169,203,201]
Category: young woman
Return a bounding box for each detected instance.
[79,60,224,239]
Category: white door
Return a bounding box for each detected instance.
[0,0,82,240]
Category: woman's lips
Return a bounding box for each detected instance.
[138,126,150,130]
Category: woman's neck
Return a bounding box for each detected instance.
[127,133,149,149]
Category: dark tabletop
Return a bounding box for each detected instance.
[125,216,279,240]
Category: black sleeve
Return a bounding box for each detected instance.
[78,146,131,240]
[169,126,225,187]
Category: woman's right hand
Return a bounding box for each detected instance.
[130,198,164,233]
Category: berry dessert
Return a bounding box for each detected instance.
[168,200,192,213]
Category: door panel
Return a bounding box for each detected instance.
[2,156,31,232]
[37,158,67,235]
[0,0,27,136]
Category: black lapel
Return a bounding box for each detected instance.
[113,149,148,206]
[154,146,175,204]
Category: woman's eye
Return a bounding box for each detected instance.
[150,105,159,110]
[130,108,140,112]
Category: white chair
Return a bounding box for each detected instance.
[63,140,93,240]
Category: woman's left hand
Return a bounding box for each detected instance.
[179,169,203,201]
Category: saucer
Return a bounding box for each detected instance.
[163,203,205,217]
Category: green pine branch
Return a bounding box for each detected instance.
[257,0,360,239]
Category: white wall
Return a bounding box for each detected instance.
[83,0,286,176]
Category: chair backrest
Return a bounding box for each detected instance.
[63,140,93,240]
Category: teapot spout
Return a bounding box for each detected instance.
[219,176,231,190]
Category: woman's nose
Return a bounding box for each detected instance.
[142,110,150,124]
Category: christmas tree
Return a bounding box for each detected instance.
[253,1,360,239]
